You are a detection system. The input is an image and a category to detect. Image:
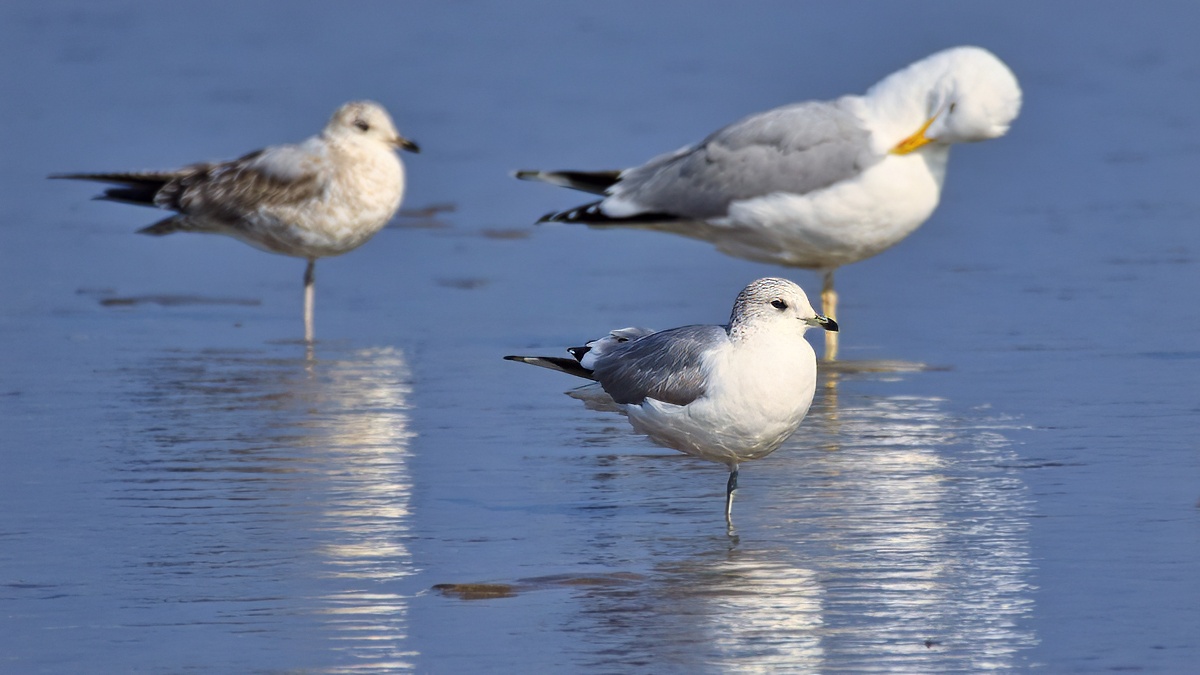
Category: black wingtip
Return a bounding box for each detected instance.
[534,209,562,224]
[137,218,179,236]
[96,185,161,206]
[49,172,104,181]
[51,172,108,183]
[504,354,596,380]
[539,201,680,227]
[537,201,604,224]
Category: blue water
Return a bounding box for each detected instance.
[2,1,1199,672]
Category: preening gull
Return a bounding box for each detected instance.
[517,46,1020,360]
[52,100,420,342]
[506,277,837,523]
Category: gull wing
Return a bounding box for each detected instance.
[591,324,727,407]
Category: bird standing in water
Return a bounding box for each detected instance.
[506,277,837,524]
[53,100,420,342]
[517,46,1020,360]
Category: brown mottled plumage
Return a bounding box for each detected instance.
[53,100,420,340]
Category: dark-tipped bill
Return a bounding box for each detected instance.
[807,315,838,332]
[395,136,420,153]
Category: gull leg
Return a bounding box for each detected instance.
[304,259,316,343]
[821,270,838,362]
[725,464,740,525]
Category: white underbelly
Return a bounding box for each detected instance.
[623,339,818,466]
[715,152,946,268]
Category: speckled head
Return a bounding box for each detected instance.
[729,277,837,339]
[326,100,420,153]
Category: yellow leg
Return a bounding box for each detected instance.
[821,270,838,362]
[303,259,316,344]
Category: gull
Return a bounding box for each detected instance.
[516,46,1020,360]
[52,100,420,342]
[505,277,837,523]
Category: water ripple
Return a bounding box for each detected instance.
[106,344,417,672]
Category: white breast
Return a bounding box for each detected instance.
[719,148,947,268]
[262,137,405,258]
[624,332,817,466]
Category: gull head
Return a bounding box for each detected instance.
[888,46,1022,154]
[327,100,420,153]
[729,278,837,339]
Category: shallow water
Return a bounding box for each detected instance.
[3,1,1200,672]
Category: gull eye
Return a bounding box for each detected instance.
[770,299,788,310]
[354,119,370,132]
[948,102,957,113]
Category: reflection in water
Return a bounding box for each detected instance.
[500,371,1037,672]
[112,343,416,672]
[794,372,1036,671]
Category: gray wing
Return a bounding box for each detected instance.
[159,139,328,219]
[591,324,727,407]
[611,100,878,218]
[569,326,657,370]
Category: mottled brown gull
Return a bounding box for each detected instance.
[53,100,419,341]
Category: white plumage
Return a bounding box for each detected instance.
[506,277,837,523]
[517,46,1021,359]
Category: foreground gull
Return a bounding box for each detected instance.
[517,46,1020,360]
[505,278,837,523]
[52,100,419,341]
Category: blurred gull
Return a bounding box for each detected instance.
[506,277,837,523]
[52,100,420,341]
[517,46,1020,360]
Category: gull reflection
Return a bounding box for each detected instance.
[562,372,1036,671]
[647,550,826,672]
[113,343,416,671]
[781,375,1036,670]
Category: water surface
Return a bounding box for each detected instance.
[2,1,1199,672]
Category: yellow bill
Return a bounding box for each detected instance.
[891,114,938,155]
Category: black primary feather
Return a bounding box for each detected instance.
[514,169,621,195]
[503,355,596,380]
[538,201,679,225]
